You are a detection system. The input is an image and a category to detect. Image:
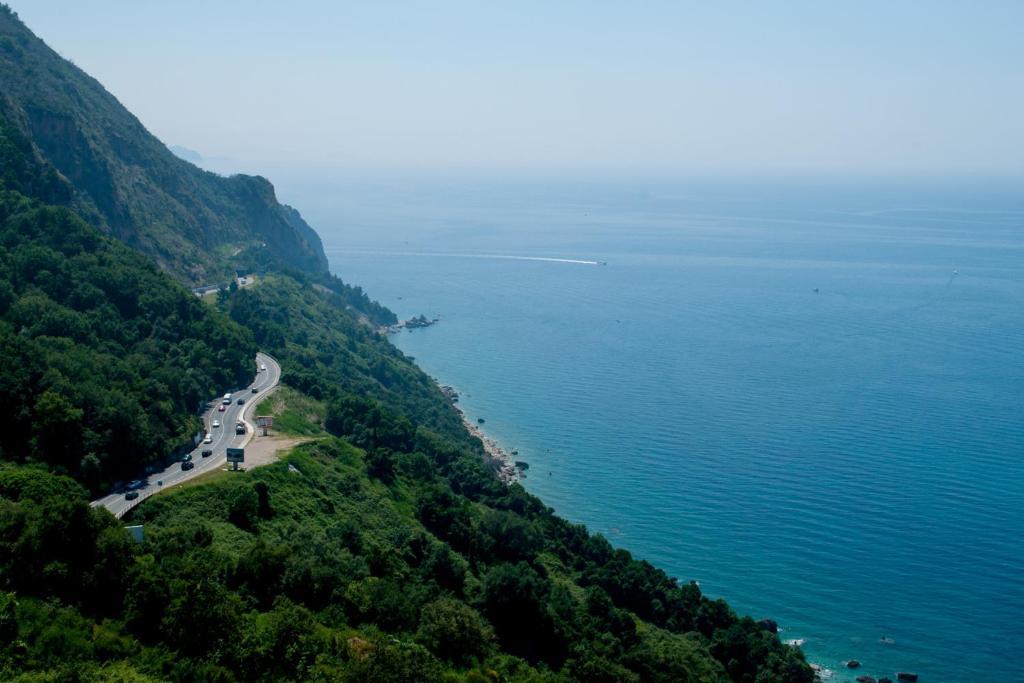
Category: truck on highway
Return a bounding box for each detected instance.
[222,392,232,405]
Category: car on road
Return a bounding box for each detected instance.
[222,397,232,405]
[203,433,212,444]
[260,363,267,371]
[237,398,245,405]
[181,461,195,471]
[212,419,220,428]
[251,386,258,393]
[182,453,193,462]
[201,449,213,457]
[218,404,226,412]
[125,490,139,500]
[126,479,144,491]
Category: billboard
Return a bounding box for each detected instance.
[226,447,244,463]
[256,415,273,436]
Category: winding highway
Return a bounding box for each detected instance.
[91,352,281,518]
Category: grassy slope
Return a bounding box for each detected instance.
[255,386,327,437]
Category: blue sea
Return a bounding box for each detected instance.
[282,172,1024,681]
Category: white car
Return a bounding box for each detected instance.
[203,433,213,444]
[260,363,267,371]
[212,420,220,428]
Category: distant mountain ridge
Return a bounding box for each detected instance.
[0,5,328,284]
[168,144,202,163]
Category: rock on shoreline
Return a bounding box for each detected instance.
[378,314,440,335]
[435,381,518,483]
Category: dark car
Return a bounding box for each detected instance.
[237,398,246,405]
[182,453,193,462]
[251,387,258,393]
[125,490,140,500]
[201,449,213,458]
[181,461,195,471]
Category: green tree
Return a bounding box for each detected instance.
[415,597,495,665]
[228,484,260,531]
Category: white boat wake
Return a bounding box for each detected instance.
[324,248,601,266]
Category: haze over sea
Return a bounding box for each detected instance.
[284,173,1023,681]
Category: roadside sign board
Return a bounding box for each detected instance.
[256,415,273,436]
[226,447,244,463]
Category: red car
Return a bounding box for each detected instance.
[218,404,226,412]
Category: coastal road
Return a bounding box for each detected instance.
[91,352,281,518]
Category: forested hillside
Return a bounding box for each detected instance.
[0,381,814,682]
[0,5,328,283]
[0,187,256,492]
[0,68,258,492]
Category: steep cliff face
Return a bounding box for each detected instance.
[0,5,328,283]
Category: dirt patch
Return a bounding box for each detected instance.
[243,435,310,468]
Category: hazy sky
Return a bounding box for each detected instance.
[10,1,1024,175]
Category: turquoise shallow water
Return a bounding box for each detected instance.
[290,174,1023,681]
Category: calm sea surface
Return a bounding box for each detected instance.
[285,173,1023,681]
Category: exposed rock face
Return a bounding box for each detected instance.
[0,10,329,284]
[847,660,861,668]
[896,674,918,682]
[757,619,779,634]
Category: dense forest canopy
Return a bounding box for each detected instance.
[0,186,256,491]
